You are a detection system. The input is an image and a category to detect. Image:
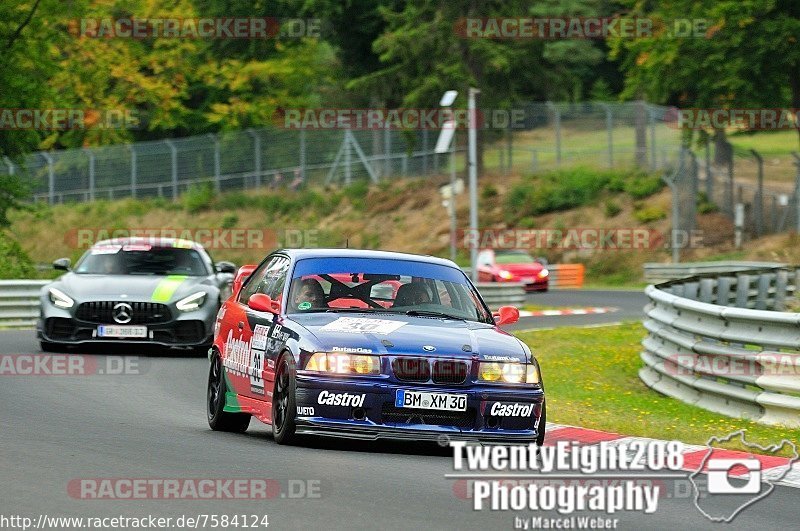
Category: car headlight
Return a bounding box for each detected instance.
[498,270,514,280]
[176,292,207,311]
[478,362,539,384]
[48,287,74,309]
[305,352,381,375]
[538,269,550,278]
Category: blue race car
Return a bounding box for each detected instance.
[207,249,545,445]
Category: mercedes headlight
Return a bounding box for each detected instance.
[478,362,539,384]
[305,352,381,375]
[48,287,74,309]
[176,291,207,311]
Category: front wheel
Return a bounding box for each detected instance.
[272,354,298,445]
[207,354,250,433]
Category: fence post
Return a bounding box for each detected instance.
[793,152,800,233]
[751,148,764,237]
[704,136,713,200]
[41,152,55,205]
[506,124,513,173]
[245,129,261,189]
[422,129,429,175]
[384,127,391,178]
[164,139,178,201]
[726,149,734,216]
[344,130,352,184]
[601,103,613,167]
[648,105,656,169]
[128,145,137,198]
[299,129,306,181]
[3,156,14,176]
[208,133,221,193]
[83,148,96,201]
[545,101,561,166]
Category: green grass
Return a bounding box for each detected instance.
[516,322,800,455]
[728,130,800,157]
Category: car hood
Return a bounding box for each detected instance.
[53,273,212,302]
[496,263,544,274]
[289,313,529,362]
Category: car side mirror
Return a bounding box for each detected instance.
[249,293,279,314]
[53,258,71,271]
[232,264,257,298]
[493,306,519,326]
[216,261,237,274]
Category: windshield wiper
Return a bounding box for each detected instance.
[404,310,465,321]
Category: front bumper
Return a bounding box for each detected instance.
[294,374,544,443]
[38,302,215,347]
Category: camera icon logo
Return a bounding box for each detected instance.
[706,458,762,494]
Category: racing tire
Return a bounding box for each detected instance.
[536,400,547,447]
[207,353,251,433]
[272,354,298,445]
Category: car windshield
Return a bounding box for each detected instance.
[494,250,537,264]
[74,245,209,276]
[287,257,493,324]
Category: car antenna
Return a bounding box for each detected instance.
[345,238,349,249]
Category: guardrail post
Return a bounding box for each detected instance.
[128,144,137,198]
[735,274,751,307]
[774,269,788,310]
[716,276,732,306]
[164,139,178,201]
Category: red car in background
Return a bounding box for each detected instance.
[476,249,549,292]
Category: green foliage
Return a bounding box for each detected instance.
[604,200,622,218]
[481,184,499,200]
[182,183,215,214]
[505,167,661,221]
[221,214,239,229]
[0,231,35,279]
[633,204,667,223]
[697,192,719,214]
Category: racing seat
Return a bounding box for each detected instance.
[393,283,431,307]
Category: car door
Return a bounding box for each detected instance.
[242,255,290,403]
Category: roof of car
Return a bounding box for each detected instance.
[92,237,205,251]
[274,248,460,268]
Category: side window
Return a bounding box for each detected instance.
[264,258,290,301]
[238,256,281,304]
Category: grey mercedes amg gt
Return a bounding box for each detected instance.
[37,237,236,354]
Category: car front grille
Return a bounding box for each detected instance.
[381,404,476,429]
[432,360,468,384]
[392,357,431,382]
[391,357,469,384]
[76,301,172,324]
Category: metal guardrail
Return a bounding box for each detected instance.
[643,261,784,284]
[0,280,48,328]
[641,267,800,427]
[475,282,527,310]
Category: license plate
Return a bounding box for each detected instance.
[97,325,148,338]
[395,390,467,411]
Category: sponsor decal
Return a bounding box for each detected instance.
[489,402,534,417]
[298,301,311,310]
[319,317,407,335]
[331,346,373,353]
[483,355,519,362]
[251,325,269,351]
[317,390,366,407]
[296,406,315,416]
[223,330,250,377]
[150,275,188,303]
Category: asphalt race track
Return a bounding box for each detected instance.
[1,291,796,530]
